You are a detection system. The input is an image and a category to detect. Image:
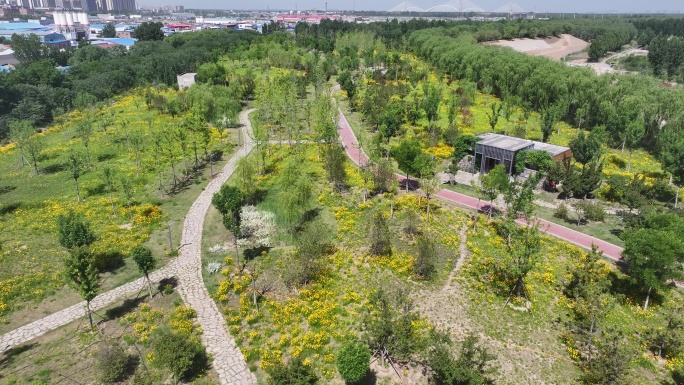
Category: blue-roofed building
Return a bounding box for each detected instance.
[99,37,137,48]
[0,23,70,49]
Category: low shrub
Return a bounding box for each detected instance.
[152,328,208,382]
[268,357,318,385]
[584,201,606,222]
[336,342,371,384]
[96,341,136,384]
[554,203,570,221]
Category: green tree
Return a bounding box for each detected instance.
[11,33,48,64]
[569,131,602,171]
[369,212,391,257]
[623,114,645,172]
[563,161,603,199]
[380,100,404,144]
[24,132,43,175]
[101,23,117,38]
[391,139,420,191]
[658,133,684,208]
[64,246,100,327]
[486,102,501,132]
[540,107,558,143]
[322,144,348,191]
[499,220,542,306]
[414,235,437,279]
[428,335,496,385]
[336,342,371,384]
[566,246,612,351]
[134,22,164,41]
[267,358,318,385]
[152,329,207,384]
[212,185,245,258]
[581,328,636,385]
[478,164,510,219]
[646,300,684,359]
[364,286,422,364]
[373,158,396,194]
[120,175,134,221]
[67,151,85,202]
[421,84,442,132]
[75,120,94,164]
[290,220,333,287]
[95,341,134,384]
[131,245,156,299]
[102,167,116,214]
[57,210,96,250]
[621,228,684,310]
[9,120,32,167]
[421,175,441,218]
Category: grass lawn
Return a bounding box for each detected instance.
[199,141,676,384]
[0,88,240,331]
[0,289,217,385]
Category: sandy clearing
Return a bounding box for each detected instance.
[490,34,589,61]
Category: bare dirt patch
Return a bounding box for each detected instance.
[489,34,589,61]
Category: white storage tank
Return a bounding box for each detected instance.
[65,13,75,29]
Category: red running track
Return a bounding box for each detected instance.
[336,104,625,263]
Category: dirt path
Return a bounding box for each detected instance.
[442,224,468,293]
[1,109,258,385]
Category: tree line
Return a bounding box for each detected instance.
[0,29,258,142]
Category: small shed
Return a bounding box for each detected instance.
[532,141,573,170]
[474,133,572,175]
[177,73,197,90]
[474,133,534,175]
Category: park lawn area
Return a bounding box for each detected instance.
[208,144,466,383]
[202,141,679,384]
[0,88,239,331]
[533,205,626,248]
[442,183,627,248]
[459,221,678,384]
[0,289,218,385]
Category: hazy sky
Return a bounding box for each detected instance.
[139,0,682,13]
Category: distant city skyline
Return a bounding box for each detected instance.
[137,0,682,14]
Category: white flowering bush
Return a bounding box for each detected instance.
[205,262,222,274]
[237,206,276,250]
[208,244,230,254]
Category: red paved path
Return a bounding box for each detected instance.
[336,98,625,263]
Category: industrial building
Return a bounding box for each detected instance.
[52,11,90,40]
[0,21,70,45]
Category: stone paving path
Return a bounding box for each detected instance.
[173,108,257,385]
[1,109,258,385]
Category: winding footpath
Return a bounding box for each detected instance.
[1,109,257,385]
[334,86,625,263]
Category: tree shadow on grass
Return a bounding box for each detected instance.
[104,296,148,321]
[0,202,22,216]
[158,277,178,292]
[42,162,67,175]
[0,343,37,371]
[608,269,667,309]
[356,370,377,385]
[0,185,16,195]
[244,246,272,262]
[294,207,322,233]
[400,178,419,191]
[95,251,126,273]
